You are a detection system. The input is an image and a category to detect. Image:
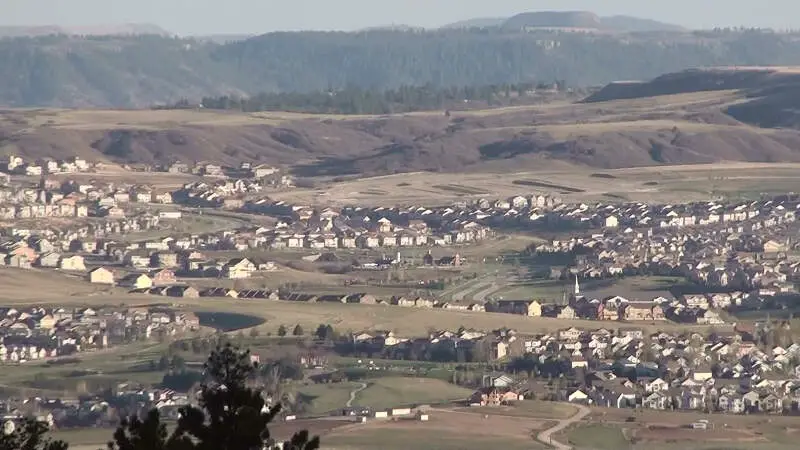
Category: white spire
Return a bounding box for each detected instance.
[574,274,580,296]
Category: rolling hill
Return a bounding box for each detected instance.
[503,11,604,30]
[5,67,800,176]
[439,17,507,29]
[444,11,685,32]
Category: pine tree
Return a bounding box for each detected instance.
[292,325,304,336]
[107,409,181,450]
[277,325,287,337]
[109,345,320,450]
[0,418,68,450]
[314,324,327,340]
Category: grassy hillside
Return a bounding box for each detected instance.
[6,72,800,175]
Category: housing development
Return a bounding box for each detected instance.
[8,10,800,448]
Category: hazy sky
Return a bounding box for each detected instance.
[3,0,791,35]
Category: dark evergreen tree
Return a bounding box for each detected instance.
[0,418,68,450]
[292,325,304,336]
[107,410,181,450]
[314,324,327,340]
[277,325,288,337]
[109,345,320,450]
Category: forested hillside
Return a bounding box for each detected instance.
[2,29,800,107]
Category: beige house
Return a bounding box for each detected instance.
[624,303,666,321]
[120,273,153,290]
[88,267,115,285]
[223,258,256,279]
[763,239,787,253]
[59,255,86,272]
[38,314,57,329]
[557,305,576,320]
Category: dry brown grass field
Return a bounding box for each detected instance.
[325,408,550,450]
[6,83,800,181]
[557,406,800,450]
[270,162,800,207]
[0,268,123,302]
[57,418,350,450]
[7,292,724,338]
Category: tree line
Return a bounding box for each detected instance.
[161,82,568,115]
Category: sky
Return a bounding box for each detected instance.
[2,0,793,35]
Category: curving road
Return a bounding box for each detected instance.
[346,382,368,408]
[535,404,591,450]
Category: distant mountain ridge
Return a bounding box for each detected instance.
[0,23,171,37]
[1,26,799,108]
[440,17,507,29]
[443,10,685,32]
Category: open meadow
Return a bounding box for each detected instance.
[0,265,724,338]
[270,162,800,207]
[349,377,473,410]
[557,406,800,450]
[325,408,550,450]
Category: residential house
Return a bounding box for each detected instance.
[88,267,115,285]
[59,255,86,271]
[223,258,256,279]
[150,269,177,286]
[119,273,154,290]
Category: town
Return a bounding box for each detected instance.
[0,154,800,449]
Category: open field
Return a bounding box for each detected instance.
[0,339,171,393]
[0,270,724,336]
[57,418,351,450]
[351,377,473,409]
[0,265,722,339]
[116,298,728,336]
[296,382,363,416]
[270,162,800,207]
[457,401,577,420]
[563,423,631,450]
[325,408,549,450]
[52,427,116,450]
[9,78,800,180]
[556,406,800,450]
[0,267,124,302]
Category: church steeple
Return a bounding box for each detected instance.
[574,274,580,296]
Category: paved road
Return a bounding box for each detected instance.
[346,382,368,408]
[535,404,591,450]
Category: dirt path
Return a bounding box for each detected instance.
[535,403,590,450]
[451,281,490,301]
[471,281,503,302]
[346,382,368,408]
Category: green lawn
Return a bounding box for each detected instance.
[0,341,172,395]
[352,377,472,409]
[296,382,361,416]
[462,401,577,419]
